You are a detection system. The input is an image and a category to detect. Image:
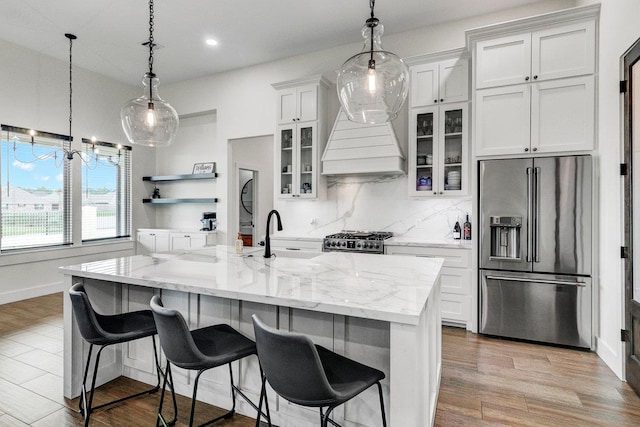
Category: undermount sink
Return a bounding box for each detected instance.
[270,249,320,259]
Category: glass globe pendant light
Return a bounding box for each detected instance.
[121,0,178,147]
[336,0,409,124]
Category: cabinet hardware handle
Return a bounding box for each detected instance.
[524,147,529,152]
[433,191,437,195]
[440,99,444,102]
[525,76,530,81]
[439,191,443,194]
[485,275,586,287]
[533,75,538,80]
[532,147,538,152]
[285,247,301,251]
[416,255,436,258]
[434,99,438,103]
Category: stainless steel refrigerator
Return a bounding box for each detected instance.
[479,155,592,348]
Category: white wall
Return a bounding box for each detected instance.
[0,38,149,303]
[571,0,640,379]
[152,112,218,230]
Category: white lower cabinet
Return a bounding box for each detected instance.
[137,229,216,254]
[136,230,170,254]
[385,245,472,329]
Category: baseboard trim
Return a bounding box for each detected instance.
[0,281,64,305]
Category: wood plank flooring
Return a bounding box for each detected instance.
[1,293,639,426]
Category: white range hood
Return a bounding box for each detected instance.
[321,108,406,175]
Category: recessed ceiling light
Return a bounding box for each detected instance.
[205,39,218,47]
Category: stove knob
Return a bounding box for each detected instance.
[374,243,380,249]
[362,242,369,249]
[331,241,337,247]
[341,241,346,247]
[325,240,331,247]
[356,242,362,249]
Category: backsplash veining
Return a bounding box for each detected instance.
[274,175,472,240]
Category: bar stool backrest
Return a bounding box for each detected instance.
[69,283,109,344]
[252,314,336,406]
[150,295,209,369]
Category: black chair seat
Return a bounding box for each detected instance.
[187,324,257,369]
[90,310,157,345]
[316,345,385,404]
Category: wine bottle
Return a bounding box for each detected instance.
[453,217,461,240]
[463,213,471,240]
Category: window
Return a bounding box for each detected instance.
[0,125,71,251]
[0,125,132,251]
[81,139,131,241]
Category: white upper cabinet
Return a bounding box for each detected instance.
[471,6,598,156]
[411,58,468,107]
[276,85,318,124]
[531,75,595,153]
[476,20,595,89]
[272,75,328,199]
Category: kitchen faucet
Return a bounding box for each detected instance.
[263,209,283,258]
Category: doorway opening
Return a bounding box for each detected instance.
[623,37,640,396]
[238,169,255,246]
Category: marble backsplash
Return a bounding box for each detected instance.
[273,174,472,240]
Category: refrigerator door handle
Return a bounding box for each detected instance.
[485,275,587,287]
[526,167,533,263]
[534,166,541,263]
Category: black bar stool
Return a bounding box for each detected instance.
[252,314,387,427]
[69,283,162,427]
[150,295,270,427]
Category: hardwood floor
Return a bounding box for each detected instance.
[0,293,639,426]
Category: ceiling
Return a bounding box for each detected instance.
[2,0,544,86]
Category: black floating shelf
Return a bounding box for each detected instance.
[143,198,218,204]
[143,173,218,182]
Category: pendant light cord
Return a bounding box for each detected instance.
[148,0,155,101]
[66,33,76,150]
[369,0,375,68]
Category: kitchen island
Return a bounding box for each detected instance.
[60,246,443,427]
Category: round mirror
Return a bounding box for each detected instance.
[241,179,253,215]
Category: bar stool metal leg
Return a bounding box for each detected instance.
[78,339,162,426]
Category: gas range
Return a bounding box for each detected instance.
[323,231,393,254]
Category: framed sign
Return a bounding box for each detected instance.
[193,162,215,174]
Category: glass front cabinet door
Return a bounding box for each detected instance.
[277,123,318,198]
[409,102,468,197]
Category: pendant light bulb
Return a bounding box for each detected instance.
[146,102,156,126]
[336,1,409,124]
[367,66,377,93]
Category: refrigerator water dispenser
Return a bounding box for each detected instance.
[489,216,521,260]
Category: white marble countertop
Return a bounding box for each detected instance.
[59,245,443,325]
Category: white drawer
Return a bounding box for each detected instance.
[385,246,471,268]
[440,267,472,295]
[441,293,471,326]
[269,239,323,252]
